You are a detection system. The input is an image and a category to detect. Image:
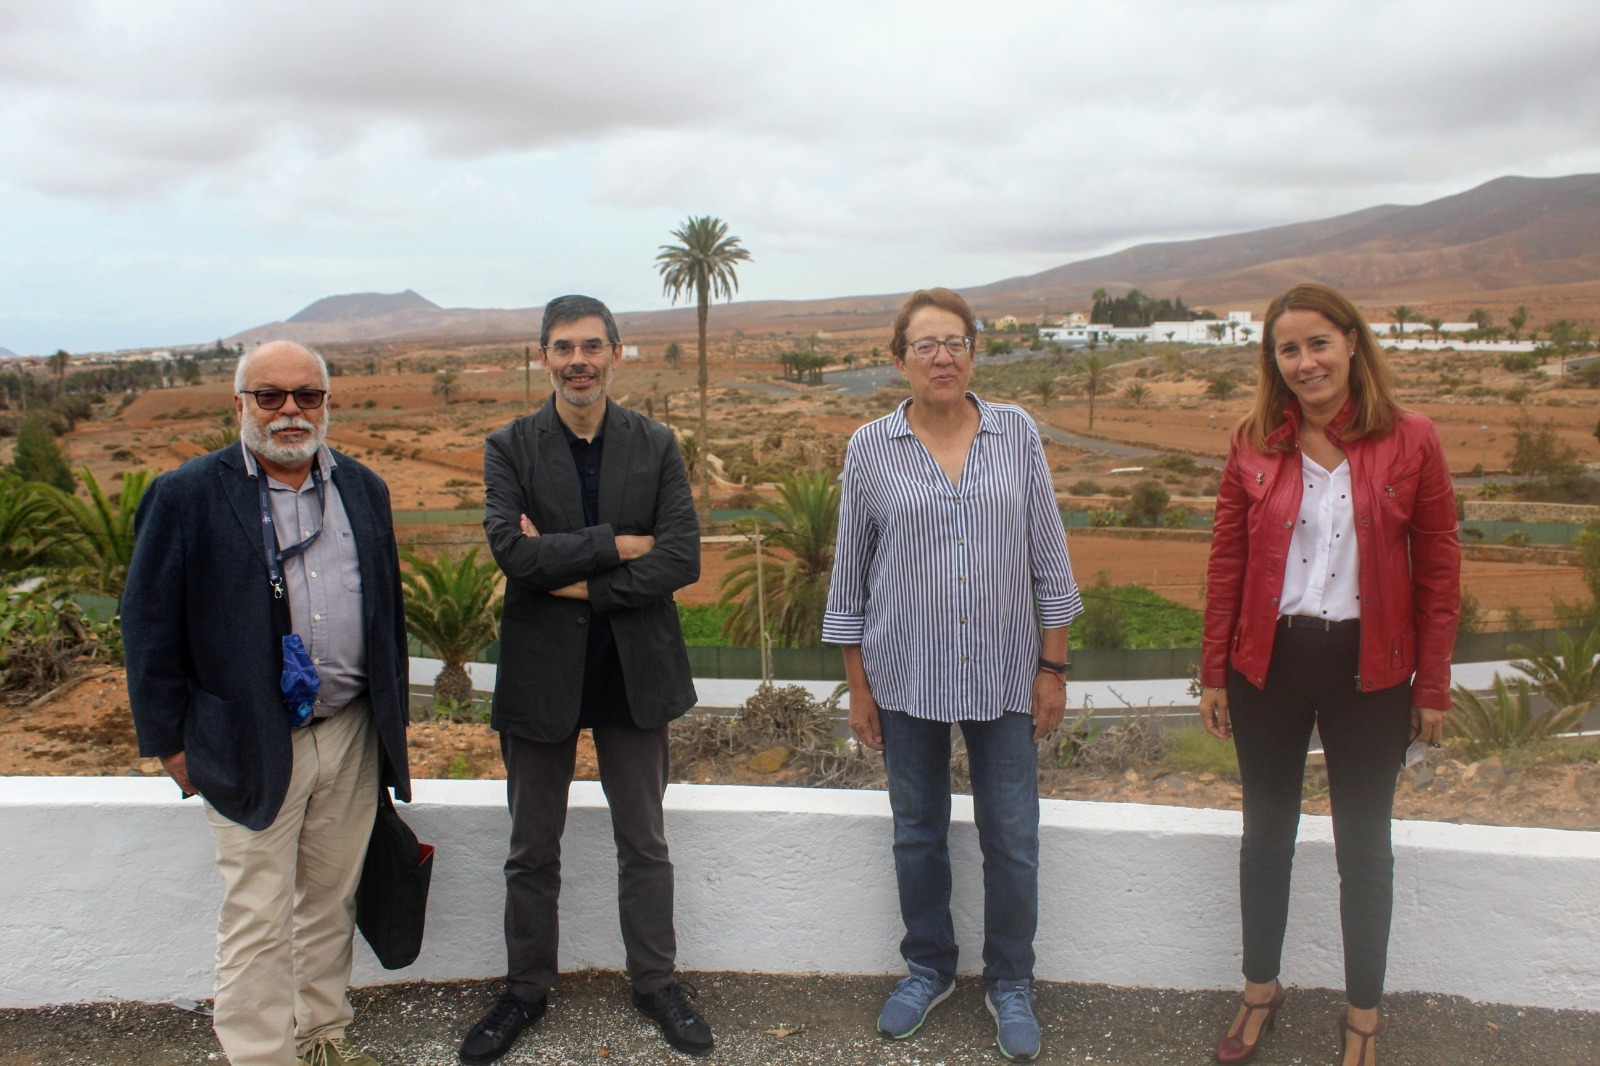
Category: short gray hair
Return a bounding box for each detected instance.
[234,341,331,392]
[540,295,620,348]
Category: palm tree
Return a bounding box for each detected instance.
[190,419,240,453]
[1205,375,1239,401]
[1508,305,1529,342]
[1448,675,1589,758]
[655,215,753,520]
[1123,382,1149,407]
[401,548,502,712]
[717,469,839,648]
[1033,372,1059,408]
[433,369,459,404]
[1078,353,1110,429]
[1510,628,1600,716]
[48,350,70,397]
[39,468,153,596]
[1426,316,1445,343]
[0,474,60,575]
[1392,306,1414,338]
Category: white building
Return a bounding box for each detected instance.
[1041,311,1258,347]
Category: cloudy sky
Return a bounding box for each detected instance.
[2,0,1597,354]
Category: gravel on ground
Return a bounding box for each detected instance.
[2,971,1597,1065]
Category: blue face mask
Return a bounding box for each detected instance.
[280,634,321,728]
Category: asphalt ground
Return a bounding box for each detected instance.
[2,971,1597,1065]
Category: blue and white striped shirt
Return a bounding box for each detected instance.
[822,394,1083,723]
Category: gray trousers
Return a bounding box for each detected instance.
[501,724,677,1000]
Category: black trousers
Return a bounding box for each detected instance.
[1228,621,1411,1009]
[501,723,677,1000]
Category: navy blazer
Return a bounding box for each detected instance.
[483,396,700,741]
[123,445,411,831]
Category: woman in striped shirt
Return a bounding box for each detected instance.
[823,287,1083,1061]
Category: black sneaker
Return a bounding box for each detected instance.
[458,991,546,1065]
[632,979,714,1055]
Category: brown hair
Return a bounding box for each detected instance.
[1238,282,1401,450]
[890,288,977,362]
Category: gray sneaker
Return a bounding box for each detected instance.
[877,962,954,1039]
[985,979,1041,1060]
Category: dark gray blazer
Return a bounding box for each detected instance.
[123,445,412,831]
[483,396,699,741]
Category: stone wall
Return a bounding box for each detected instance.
[1464,500,1600,523]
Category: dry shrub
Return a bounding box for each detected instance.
[670,682,883,788]
[1051,708,1167,775]
[0,593,119,705]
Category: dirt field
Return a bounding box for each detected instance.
[8,667,1600,834]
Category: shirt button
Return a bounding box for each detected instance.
[309,570,319,578]
[313,657,323,664]
[313,613,322,621]
[959,616,968,624]
[957,537,964,546]
[958,576,966,583]
[961,654,969,663]
[954,498,962,505]
[303,529,313,537]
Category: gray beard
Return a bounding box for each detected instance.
[548,365,612,407]
[241,414,327,467]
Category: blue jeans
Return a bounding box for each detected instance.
[879,708,1040,985]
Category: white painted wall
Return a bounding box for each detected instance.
[2,777,1596,1011]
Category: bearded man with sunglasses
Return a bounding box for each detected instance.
[457,295,708,1064]
[124,340,411,1066]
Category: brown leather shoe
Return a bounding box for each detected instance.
[1338,1007,1387,1066]
[1214,981,1286,1064]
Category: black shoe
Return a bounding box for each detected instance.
[458,992,546,1065]
[632,979,714,1055]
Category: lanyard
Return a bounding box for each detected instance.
[257,461,327,600]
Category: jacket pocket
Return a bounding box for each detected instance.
[1379,465,1422,515]
[184,688,249,807]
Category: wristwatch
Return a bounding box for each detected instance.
[1037,656,1072,679]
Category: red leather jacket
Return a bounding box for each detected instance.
[1202,399,1461,709]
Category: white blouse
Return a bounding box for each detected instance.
[1278,453,1361,621]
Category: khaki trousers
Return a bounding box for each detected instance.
[205,697,380,1066]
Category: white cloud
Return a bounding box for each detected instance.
[0,0,1597,352]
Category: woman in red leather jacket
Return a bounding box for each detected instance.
[1199,283,1460,1066]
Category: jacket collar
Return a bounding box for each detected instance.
[1267,394,1358,449]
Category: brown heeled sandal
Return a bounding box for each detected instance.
[1213,980,1286,1064]
[1337,1007,1387,1066]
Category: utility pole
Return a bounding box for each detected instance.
[524,345,531,409]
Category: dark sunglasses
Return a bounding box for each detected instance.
[240,388,328,411]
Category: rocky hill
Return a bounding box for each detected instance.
[287,289,439,323]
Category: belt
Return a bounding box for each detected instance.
[1280,614,1360,632]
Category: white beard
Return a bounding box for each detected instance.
[241,414,327,466]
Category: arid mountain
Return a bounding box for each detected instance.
[288,289,439,324]
[227,173,1600,347]
[966,173,1600,317]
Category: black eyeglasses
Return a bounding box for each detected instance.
[543,339,615,357]
[240,388,328,410]
[907,336,974,360]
